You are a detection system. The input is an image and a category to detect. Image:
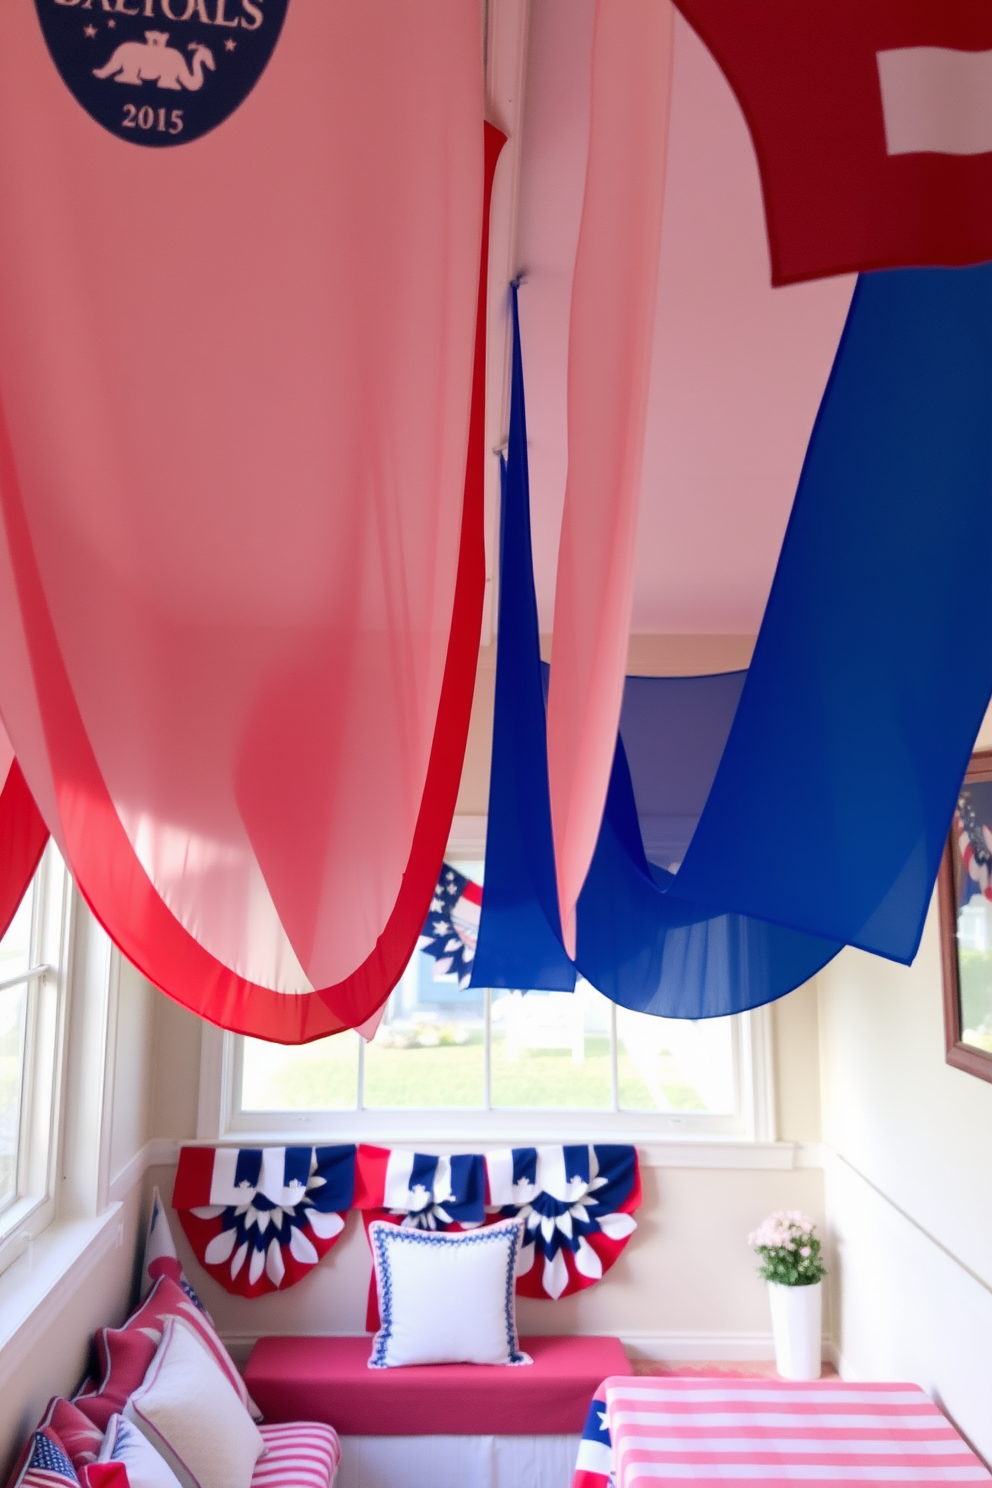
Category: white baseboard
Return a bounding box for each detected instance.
[620,1330,776,1362]
[825,1338,855,1377]
[604,1330,838,1364]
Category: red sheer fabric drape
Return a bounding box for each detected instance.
[0,724,49,944]
[0,1,502,1040]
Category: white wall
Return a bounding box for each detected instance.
[818,900,992,1462]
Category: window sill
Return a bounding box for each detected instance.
[0,1205,122,1392]
[180,1133,813,1171]
[0,1195,54,1278]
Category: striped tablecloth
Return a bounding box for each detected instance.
[593,1376,991,1486]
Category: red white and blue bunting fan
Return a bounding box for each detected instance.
[353,1146,488,1230]
[170,1142,638,1306]
[353,1143,640,1327]
[173,1145,356,1299]
[419,863,482,989]
[488,1145,640,1303]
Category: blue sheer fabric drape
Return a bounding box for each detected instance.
[471,285,575,991]
[474,265,992,1016]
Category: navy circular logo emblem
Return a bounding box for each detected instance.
[36,0,288,146]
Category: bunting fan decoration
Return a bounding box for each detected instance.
[173,1146,356,1299]
[353,1143,640,1327]
[418,864,482,990]
[352,1144,488,1230]
[169,1143,638,1305]
[488,1145,640,1303]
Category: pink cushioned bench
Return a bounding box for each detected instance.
[245,1334,630,1437]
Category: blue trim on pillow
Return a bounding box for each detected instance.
[368,1219,529,1369]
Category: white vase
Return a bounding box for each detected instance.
[767,1280,822,1380]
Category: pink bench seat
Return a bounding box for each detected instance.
[245,1334,631,1437]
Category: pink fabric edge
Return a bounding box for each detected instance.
[547,0,675,952]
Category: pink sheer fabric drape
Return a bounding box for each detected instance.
[0,1,490,1039]
[546,0,675,953]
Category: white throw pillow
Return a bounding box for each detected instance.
[124,1318,265,1488]
[368,1217,532,1368]
[100,1415,184,1488]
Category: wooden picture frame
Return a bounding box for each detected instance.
[939,748,992,1084]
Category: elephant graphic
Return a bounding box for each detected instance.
[92,31,215,91]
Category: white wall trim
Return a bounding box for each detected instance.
[105,1132,827,1214]
[109,1139,180,1203]
[139,1134,806,1172]
[621,1330,780,1363]
[821,1144,992,1299]
[446,815,487,859]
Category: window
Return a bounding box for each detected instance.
[0,844,70,1256]
[228,861,768,1142]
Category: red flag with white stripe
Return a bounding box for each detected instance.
[675,0,992,284]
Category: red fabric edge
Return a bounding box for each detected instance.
[172,1146,216,1209]
[352,1144,390,1209]
[0,760,49,943]
[0,123,506,1043]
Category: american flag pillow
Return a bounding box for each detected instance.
[43,1403,103,1472]
[14,1433,79,1488]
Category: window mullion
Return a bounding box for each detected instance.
[483,987,491,1111]
[0,968,47,996]
[610,999,619,1113]
[357,1026,366,1111]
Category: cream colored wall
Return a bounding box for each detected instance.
[772,980,822,1144]
[818,903,992,1460]
[149,993,202,1143]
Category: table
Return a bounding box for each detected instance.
[595,1375,991,1485]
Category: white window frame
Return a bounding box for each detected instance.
[199,817,778,1149]
[203,1002,774,1148]
[0,843,73,1272]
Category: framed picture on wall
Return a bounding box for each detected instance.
[939,749,992,1083]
